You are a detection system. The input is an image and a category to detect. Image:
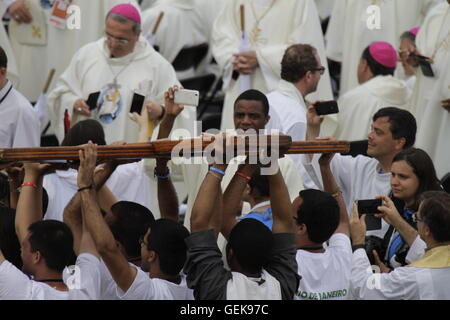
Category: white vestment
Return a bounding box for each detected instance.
[325,0,441,97]
[0,80,40,148]
[334,75,410,141]
[212,0,333,131]
[47,37,195,144]
[350,246,450,300]
[0,2,19,85]
[412,4,450,178]
[9,0,140,102]
[141,0,210,79]
[43,162,153,222]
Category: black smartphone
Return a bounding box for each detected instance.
[341,140,369,157]
[358,199,382,231]
[315,100,339,115]
[410,53,435,77]
[86,92,100,111]
[130,93,146,115]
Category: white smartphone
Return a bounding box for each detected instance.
[174,89,199,107]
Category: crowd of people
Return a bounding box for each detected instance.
[0,0,450,301]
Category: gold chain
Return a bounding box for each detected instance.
[249,0,276,44]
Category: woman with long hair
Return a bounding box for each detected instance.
[375,147,443,271]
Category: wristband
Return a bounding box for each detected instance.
[352,244,366,252]
[235,171,251,181]
[154,167,170,179]
[210,167,225,176]
[208,171,223,181]
[77,185,93,192]
[21,182,37,188]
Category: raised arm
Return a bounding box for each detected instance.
[221,163,257,240]
[157,86,185,140]
[155,157,179,222]
[15,163,51,243]
[319,153,350,236]
[376,195,418,246]
[269,168,295,234]
[64,158,120,254]
[78,142,137,292]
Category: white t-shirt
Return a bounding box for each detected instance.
[43,161,152,221]
[303,154,392,238]
[295,233,352,300]
[0,253,101,300]
[116,266,194,300]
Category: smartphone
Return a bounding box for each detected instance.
[357,199,382,231]
[315,100,339,115]
[410,53,434,77]
[130,93,146,114]
[174,89,199,107]
[341,140,369,157]
[86,92,100,110]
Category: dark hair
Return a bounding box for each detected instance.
[0,172,9,203]
[0,46,7,69]
[419,191,450,242]
[109,201,155,259]
[227,218,273,274]
[146,219,189,276]
[234,89,269,116]
[392,148,442,210]
[106,12,141,35]
[372,107,417,148]
[61,119,106,147]
[27,220,76,272]
[248,168,270,199]
[361,46,395,76]
[295,189,339,243]
[400,31,416,44]
[281,44,318,83]
[0,207,22,269]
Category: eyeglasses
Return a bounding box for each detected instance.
[105,32,131,45]
[412,213,423,223]
[310,66,326,75]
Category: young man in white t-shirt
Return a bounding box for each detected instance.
[304,106,417,239]
[78,142,193,300]
[0,162,101,300]
[293,153,352,300]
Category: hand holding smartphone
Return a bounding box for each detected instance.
[174,89,199,107]
[357,199,382,230]
[314,100,339,115]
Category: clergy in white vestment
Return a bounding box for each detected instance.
[325,0,441,97]
[0,46,40,148]
[0,1,20,85]
[141,0,210,80]
[212,0,333,131]
[47,3,195,144]
[334,42,410,141]
[350,191,450,300]
[265,44,335,188]
[395,28,419,92]
[9,0,140,103]
[415,15,450,179]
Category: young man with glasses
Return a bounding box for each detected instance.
[266,44,333,189]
